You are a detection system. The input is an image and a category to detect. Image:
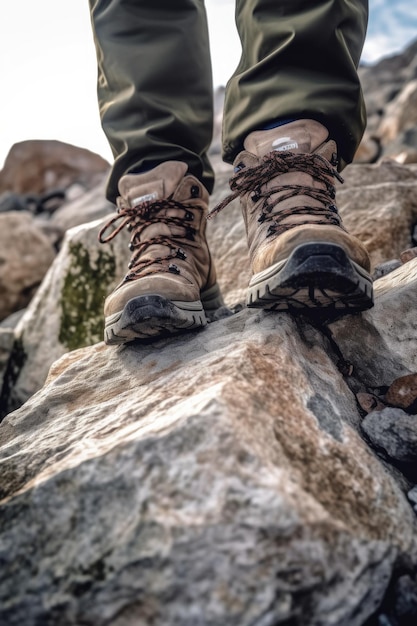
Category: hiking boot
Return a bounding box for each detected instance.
[99,161,223,345]
[213,119,373,317]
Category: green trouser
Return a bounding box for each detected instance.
[89,0,368,203]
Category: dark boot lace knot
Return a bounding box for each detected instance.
[209,151,345,237]
[98,198,197,281]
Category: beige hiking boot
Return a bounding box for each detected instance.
[99,161,223,345]
[213,119,373,317]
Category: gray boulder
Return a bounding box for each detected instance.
[0,304,416,625]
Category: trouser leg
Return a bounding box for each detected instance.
[223,0,368,169]
[89,0,214,203]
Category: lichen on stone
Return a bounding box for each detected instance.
[59,242,116,351]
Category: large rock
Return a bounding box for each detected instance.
[50,177,114,234]
[0,212,55,321]
[0,140,110,196]
[357,39,417,163]
[359,38,417,136]
[330,258,417,389]
[361,407,417,464]
[377,80,417,157]
[0,304,416,626]
[338,161,417,268]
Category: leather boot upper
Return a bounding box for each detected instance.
[223,120,371,276]
[99,161,219,318]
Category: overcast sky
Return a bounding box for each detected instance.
[1,0,416,169]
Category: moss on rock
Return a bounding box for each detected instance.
[59,242,116,351]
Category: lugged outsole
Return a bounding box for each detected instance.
[247,242,374,318]
[104,294,207,345]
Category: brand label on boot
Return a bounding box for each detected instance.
[131,192,158,206]
[272,137,299,152]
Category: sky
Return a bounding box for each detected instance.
[1,0,417,170]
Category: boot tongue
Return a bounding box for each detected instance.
[118,162,191,263]
[118,161,188,207]
[243,119,329,157]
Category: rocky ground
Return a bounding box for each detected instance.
[1,40,417,626]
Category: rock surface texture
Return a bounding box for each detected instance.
[359,39,417,164]
[0,139,110,195]
[1,307,416,626]
[0,212,55,321]
[1,40,417,626]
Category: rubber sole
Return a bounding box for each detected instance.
[247,242,374,317]
[104,295,207,345]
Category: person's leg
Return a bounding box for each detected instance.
[89,0,223,344]
[214,0,373,317]
[89,0,215,203]
[223,0,368,169]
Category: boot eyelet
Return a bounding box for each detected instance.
[234,162,245,173]
[190,185,200,198]
[168,263,180,274]
[184,210,194,221]
[176,248,187,260]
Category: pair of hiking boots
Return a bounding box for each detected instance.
[99,120,373,345]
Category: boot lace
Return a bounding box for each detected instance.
[209,151,345,237]
[98,198,196,281]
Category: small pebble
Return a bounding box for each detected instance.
[386,373,417,413]
[356,392,386,414]
[400,247,417,264]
